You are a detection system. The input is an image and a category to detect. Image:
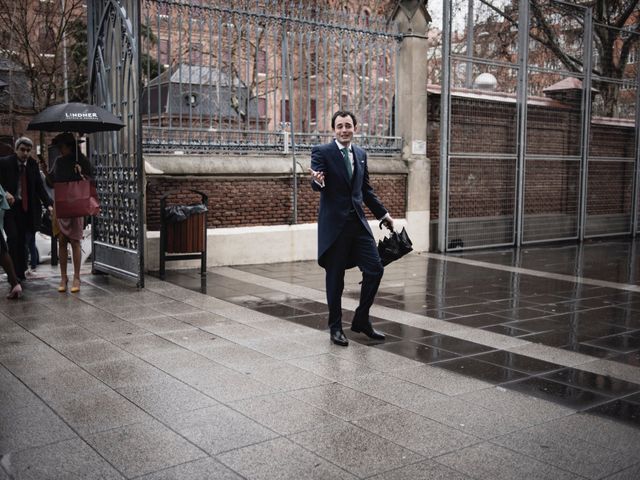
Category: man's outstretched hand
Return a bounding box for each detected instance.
[309,168,325,188]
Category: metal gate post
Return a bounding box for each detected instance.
[514,0,530,246]
[578,8,594,241]
[438,0,452,253]
[632,44,640,237]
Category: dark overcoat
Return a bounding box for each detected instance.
[310,141,387,268]
[0,153,52,231]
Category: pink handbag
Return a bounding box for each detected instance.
[54,178,100,218]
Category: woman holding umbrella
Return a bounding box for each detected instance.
[46,133,92,293]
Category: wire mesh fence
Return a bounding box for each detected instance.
[438,0,639,251]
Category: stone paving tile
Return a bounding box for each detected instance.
[162,404,279,454]
[116,379,219,422]
[74,316,151,340]
[457,386,575,424]
[217,437,356,480]
[16,365,111,405]
[56,339,133,365]
[11,312,77,331]
[492,423,639,479]
[242,362,333,391]
[176,363,281,402]
[289,383,399,421]
[602,463,640,480]
[149,299,205,315]
[0,403,77,454]
[390,364,493,395]
[367,459,474,480]
[435,442,584,480]
[136,457,244,480]
[168,310,230,328]
[547,413,640,459]
[286,353,381,382]
[0,343,77,377]
[352,410,480,458]
[289,422,423,478]
[330,341,424,372]
[408,395,529,440]
[48,388,151,436]
[125,314,195,334]
[0,366,43,413]
[82,357,172,389]
[239,336,331,360]
[229,391,343,435]
[194,342,283,372]
[85,420,206,478]
[340,372,451,409]
[1,438,125,480]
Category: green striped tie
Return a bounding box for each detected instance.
[341,147,352,179]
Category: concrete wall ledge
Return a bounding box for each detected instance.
[144,154,407,176]
[145,218,407,271]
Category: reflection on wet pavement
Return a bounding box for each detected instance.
[159,238,640,427]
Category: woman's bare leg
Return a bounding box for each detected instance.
[70,239,81,291]
[58,235,69,289]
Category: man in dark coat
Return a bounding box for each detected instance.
[0,137,53,281]
[310,110,394,346]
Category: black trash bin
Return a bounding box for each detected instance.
[159,189,208,280]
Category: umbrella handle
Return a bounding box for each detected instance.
[379,219,394,232]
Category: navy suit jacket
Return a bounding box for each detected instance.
[311,141,387,268]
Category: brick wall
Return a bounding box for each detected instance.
[146,174,406,230]
[428,92,636,220]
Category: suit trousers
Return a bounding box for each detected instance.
[3,208,29,280]
[323,211,384,332]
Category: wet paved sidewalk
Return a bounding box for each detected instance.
[2,240,640,479]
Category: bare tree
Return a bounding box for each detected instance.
[0,0,87,111]
[478,0,640,116]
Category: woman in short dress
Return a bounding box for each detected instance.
[48,133,92,293]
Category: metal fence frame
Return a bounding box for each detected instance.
[439,0,640,252]
[139,0,402,156]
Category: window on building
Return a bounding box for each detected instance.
[281,99,290,123]
[256,50,267,74]
[189,42,202,64]
[38,26,56,55]
[258,97,267,117]
[159,39,169,67]
[309,98,317,123]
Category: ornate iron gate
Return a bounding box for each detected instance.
[87,0,144,286]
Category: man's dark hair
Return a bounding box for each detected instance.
[331,110,357,129]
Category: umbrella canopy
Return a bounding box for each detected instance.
[377,227,413,266]
[27,102,124,134]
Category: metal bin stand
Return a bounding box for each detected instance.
[159,189,208,280]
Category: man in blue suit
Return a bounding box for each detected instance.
[310,110,394,346]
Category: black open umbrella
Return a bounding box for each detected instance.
[27,102,124,134]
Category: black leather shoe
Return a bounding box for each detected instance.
[330,330,349,346]
[350,323,386,340]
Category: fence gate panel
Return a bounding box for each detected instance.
[88,0,144,286]
[522,2,586,243]
[440,0,640,252]
[441,0,521,250]
[586,24,639,238]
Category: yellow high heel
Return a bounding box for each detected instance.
[71,278,80,293]
[58,278,68,293]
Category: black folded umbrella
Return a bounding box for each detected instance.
[377,225,413,266]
